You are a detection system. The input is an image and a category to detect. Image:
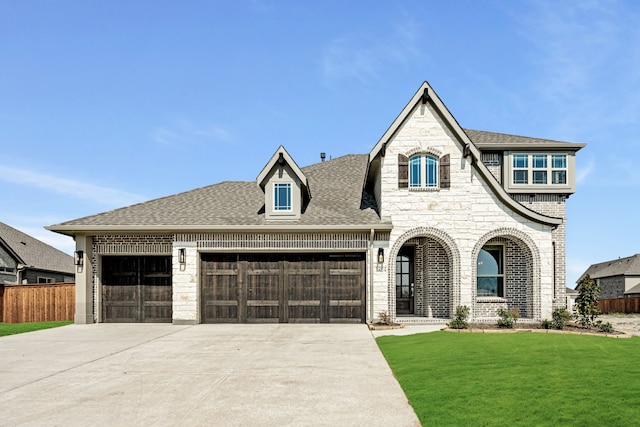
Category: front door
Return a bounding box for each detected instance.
[395,246,414,315]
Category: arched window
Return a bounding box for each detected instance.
[409,154,438,188]
[477,245,504,297]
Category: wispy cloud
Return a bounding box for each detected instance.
[322,16,419,85]
[153,118,234,146]
[517,1,640,136]
[0,166,145,207]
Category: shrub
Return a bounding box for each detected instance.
[575,274,601,327]
[596,321,614,333]
[449,305,470,329]
[541,319,553,329]
[377,311,392,325]
[551,308,572,330]
[497,307,520,328]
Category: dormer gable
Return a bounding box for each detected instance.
[257,145,310,220]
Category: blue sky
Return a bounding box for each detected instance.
[1,0,638,287]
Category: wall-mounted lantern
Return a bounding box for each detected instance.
[377,248,384,264]
[179,248,186,264]
[74,250,84,266]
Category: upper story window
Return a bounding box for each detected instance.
[409,154,438,188]
[273,183,292,211]
[510,154,567,186]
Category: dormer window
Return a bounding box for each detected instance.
[274,183,292,211]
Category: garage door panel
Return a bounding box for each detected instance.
[201,257,239,323]
[102,256,172,323]
[201,253,365,324]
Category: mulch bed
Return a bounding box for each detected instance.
[452,322,628,337]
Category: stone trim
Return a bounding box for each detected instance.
[176,232,373,251]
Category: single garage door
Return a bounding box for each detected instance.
[201,253,365,323]
[102,256,172,323]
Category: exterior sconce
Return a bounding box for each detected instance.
[179,248,186,264]
[377,248,384,264]
[74,250,84,266]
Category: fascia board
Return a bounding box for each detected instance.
[46,223,394,236]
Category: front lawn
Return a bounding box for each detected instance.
[0,321,72,337]
[377,331,640,426]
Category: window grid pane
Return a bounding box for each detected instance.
[513,154,528,168]
[533,170,547,184]
[532,154,547,169]
[274,183,291,211]
[552,154,567,168]
[425,156,437,187]
[409,156,421,187]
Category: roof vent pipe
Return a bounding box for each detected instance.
[320,152,326,162]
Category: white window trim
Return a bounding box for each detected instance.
[273,182,292,212]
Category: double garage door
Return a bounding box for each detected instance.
[201,253,366,323]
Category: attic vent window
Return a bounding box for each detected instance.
[274,183,292,211]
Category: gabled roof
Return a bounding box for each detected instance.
[0,222,74,274]
[368,81,564,227]
[47,154,389,235]
[464,129,586,151]
[257,145,310,198]
[579,254,640,282]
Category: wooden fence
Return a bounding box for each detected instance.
[1,283,75,324]
[598,297,640,314]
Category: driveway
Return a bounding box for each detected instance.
[0,324,421,426]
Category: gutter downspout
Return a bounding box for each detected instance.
[369,228,375,323]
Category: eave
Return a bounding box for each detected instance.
[45,223,394,237]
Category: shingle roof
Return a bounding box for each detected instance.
[464,129,585,150]
[48,154,383,230]
[579,254,640,282]
[0,222,74,274]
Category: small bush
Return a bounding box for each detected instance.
[551,308,572,330]
[541,319,553,329]
[596,321,614,333]
[377,311,392,325]
[449,305,470,329]
[497,307,520,328]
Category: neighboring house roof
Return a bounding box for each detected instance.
[565,287,579,295]
[368,81,575,227]
[578,254,640,282]
[464,129,586,151]
[0,222,74,274]
[47,154,388,235]
[625,282,640,295]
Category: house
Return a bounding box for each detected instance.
[578,254,640,299]
[0,221,75,285]
[47,82,585,325]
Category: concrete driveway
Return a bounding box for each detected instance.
[0,324,421,426]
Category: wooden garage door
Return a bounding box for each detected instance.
[102,256,172,323]
[201,253,365,323]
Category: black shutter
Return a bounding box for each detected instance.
[398,154,408,188]
[440,154,450,189]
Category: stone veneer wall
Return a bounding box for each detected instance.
[513,194,567,309]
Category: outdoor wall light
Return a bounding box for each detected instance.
[179,248,186,264]
[377,248,384,264]
[74,250,84,266]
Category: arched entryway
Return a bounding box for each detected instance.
[472,229,541,320]
[389,228,459,320]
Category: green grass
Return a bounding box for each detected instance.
[0,321,72,337]
[377,331,640,426]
